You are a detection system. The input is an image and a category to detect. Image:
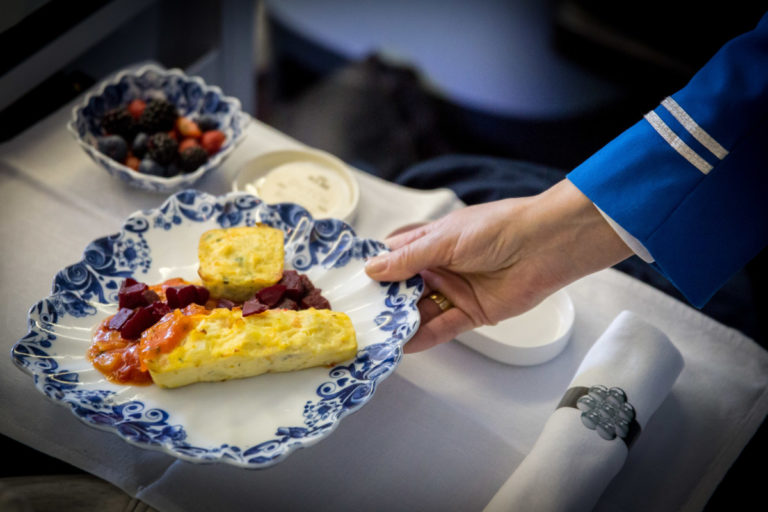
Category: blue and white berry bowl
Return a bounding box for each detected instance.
[11,190,423,468]
[68,64,249,193]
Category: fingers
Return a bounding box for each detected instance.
[404,306,474,353]
[365,227,446,282]
[384,222,428,245]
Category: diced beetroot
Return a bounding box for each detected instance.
[165,286,181,309]
[118,280,153,309]
[143,289,160,304]
[242,298,268,317]
[120,306,154,339]
[279,271,304,299]
[301,289,331,310]
[275,297,298,310]
[256,284,286,307]
[216,298,236,310]
[109,307,135,330]
[176,285,198,307]
[119,302,170,340]
[194,285,210,304]
[166,284,211,309]
[149,301,171,318]
[299,274,316,294]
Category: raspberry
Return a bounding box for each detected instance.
[127,99,147,120]
[178,146,209,173]
[139,98,177,133]
[147,132,178,165]
[96,135,128,163]
[101,108,136,140]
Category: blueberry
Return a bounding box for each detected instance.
[96,135,128,162]
[132,132,148,159]
[196,114,219,132]
[138,157,166,177]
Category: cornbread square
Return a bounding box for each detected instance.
[197,225,284,302]
[141,308,358,388]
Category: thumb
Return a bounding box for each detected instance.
[365,233,447,281]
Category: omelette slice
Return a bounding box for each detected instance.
[139,306,357,388]
[197,225,285,302]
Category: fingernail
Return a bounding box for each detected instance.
[365,255,387,274]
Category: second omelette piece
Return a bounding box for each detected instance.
[198,225,284,302]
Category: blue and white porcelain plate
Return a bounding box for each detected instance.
[12,190,423,468]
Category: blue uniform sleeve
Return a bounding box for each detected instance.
[567,12,768,308]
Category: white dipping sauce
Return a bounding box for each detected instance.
[245,161,351,218]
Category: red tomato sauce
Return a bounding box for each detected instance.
[87,278,202,386]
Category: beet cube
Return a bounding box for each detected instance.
[279,271,304,299]
[299,274,316,294]
[119,302,170,339]
[275,297,298,310]
[143,289,160,304]
[242,298,268,317]
[256,284,286,307]
[176,285,198,307]
[194,285,210,304]
[119,280,152,309]
[120,305,155,339]
[166,284,211,309]
[149,301,171,318]
[165,286,181,309]
[216,298,236,310]
[300,289,331,310]
[109,307,135,330]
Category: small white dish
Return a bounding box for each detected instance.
[456,289,575,366]
[233,149,360,224]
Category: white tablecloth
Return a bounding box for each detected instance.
[1,96,767,512]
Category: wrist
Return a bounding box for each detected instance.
[515,179,633,292]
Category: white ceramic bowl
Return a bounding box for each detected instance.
[232,148,360,224]
[456,289,575,366]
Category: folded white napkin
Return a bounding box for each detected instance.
[484,310,684,512]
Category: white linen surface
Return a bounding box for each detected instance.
[484,311,684,512]
[1,97,767,512]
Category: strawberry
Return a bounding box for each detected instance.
[200,130,226,155]
[127,99,147,120]
[176,117,202,138]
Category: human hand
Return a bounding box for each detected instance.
[365,179,633,353]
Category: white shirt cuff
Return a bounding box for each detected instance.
[595,206,655,263]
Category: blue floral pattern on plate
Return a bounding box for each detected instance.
[12,190,423,468]
[68,64,249,193]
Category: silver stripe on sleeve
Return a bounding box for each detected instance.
[661,97,729,159]
[644,111,713,174]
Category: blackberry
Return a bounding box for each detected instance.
[178,146,209,173]
[101,107,136,140]
[96,135,128,163]
[139,98,177,133]
[147,132,178,165]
